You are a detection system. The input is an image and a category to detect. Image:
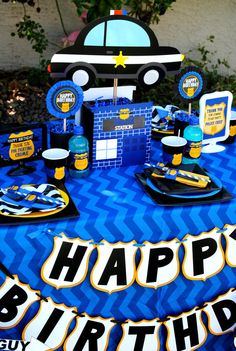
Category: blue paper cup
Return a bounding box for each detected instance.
[42,148,69,186]
[161,136,187,166]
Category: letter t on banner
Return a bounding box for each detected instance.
[117,319,161,351]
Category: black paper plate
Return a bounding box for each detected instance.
[135,172,233,207]
[144,164,221,195]
[0,185,79,225]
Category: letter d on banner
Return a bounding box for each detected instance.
[204,288,236,335]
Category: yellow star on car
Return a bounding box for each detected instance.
[113,51,128,68]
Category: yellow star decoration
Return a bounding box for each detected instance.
[113,51,128,68]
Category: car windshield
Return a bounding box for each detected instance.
[106,20,151,47]
[84,19,151,47]
[84,22,105,46]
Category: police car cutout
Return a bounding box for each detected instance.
[49,12,184,90]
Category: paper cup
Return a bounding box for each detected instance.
[42,148,69,186]
[161,136,187,166]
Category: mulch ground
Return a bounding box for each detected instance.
[0,68,51,125]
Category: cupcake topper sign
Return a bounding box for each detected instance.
[46,81,84,132]
[176,66,205,115]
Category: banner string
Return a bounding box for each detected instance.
[0,262,15,280]
[195,303,208,311]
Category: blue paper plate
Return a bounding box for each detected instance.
[146,172,222,199]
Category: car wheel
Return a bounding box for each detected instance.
[67,66,95,91]
[138,65,166,89]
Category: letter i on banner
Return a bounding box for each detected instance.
[182,228,225,280]
[164,308,208,351]
[222,224,236,266]
[91,241,138,293]
[64,314,115,351]
[0,275,40,329]
[136,239,181,288]
[22,297,76,350]
[117,319,161,351]
[204,288,236,335]
[41,234,94,288]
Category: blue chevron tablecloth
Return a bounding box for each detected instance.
[0,140,235,350]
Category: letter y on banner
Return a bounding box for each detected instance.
[41,233,94,289]
[0,275,40,329]
[91,241,137,293]
[117,319,161,351]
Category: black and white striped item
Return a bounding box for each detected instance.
[0,184,65,216]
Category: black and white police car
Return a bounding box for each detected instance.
[48,13,184,90]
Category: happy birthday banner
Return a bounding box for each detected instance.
[0,224,235,350]
[0,274,235,351]
[40,225,236,293]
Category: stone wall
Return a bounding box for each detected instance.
[0,0,236,73]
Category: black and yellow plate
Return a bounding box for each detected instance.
[0,188,69,219]
[0,185,79,225]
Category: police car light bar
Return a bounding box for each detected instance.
[110,9,128,15]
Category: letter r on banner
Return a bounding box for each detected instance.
[64,314,115,351]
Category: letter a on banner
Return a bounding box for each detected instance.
[41,233,94,289]
[164,308,208,351]
[64,314,115,351]
[204,288,236,335]
[91,241,138,293]
[22,297,76,349]
[136,239,180,289]
[0,275,40,329]
[117,319,161,351]
[182,228,225,280]
[222,224,236,267]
